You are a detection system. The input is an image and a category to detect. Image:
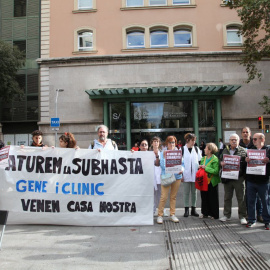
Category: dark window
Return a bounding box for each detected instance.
[16,74,26,93]
[13,40,26,58]
[14,0,27,17]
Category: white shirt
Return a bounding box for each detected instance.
[88,139,118,150]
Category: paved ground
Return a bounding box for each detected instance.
[0,207,270,270]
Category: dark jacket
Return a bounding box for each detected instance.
[246,145,270,184]
[219,145,247,182]
[239,138,254,149]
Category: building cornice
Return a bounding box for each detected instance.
[37,51,245,67]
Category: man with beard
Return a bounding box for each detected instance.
[88,125,118,150]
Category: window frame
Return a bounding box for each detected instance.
[126,31,145,49]
[78,31,93,51]
[223,22,243,48]
[78,0,93,9]
[150,29,169,48]
[174,29,192,47]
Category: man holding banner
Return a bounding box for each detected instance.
[219,134,247,225]
[245,133,270,230]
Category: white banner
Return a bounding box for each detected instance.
[0,146,154,226]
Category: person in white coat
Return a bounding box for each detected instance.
[182,133,202,217]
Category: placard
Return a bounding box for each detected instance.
[165,150,183,174]
[221,154,240,180]
[246,149,266,175]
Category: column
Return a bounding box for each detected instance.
[126,101,131,150]
[216,98,222,143]
[103,101,109,127]
[193,99,199,142]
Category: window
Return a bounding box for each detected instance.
[78,31,93,51]
[13,40,26,57]
[127,31,145,48]
[174,29,192,47]
[226,26,242,46]
[14,0,26,17]
[173,0,190,4]
[149,0,167,5]
[126,0,143,7]
[78,0,93,9]
[150,30,168,48]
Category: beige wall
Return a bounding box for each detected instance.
[48,0,241,57]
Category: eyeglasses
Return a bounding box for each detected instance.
[168,141,175,144]
[140,143,148,146]
[230,139,237,141]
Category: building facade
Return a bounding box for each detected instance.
[0,0,40,145]
[38,0,270,149]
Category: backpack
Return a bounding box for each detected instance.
[91,140,117,149]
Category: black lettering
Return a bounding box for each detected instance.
[92,159,101,175]
[127,158,135,174]
[36,156,45,173]
[72,158,81,174]
[45,157,53,173]
[26,156,36,172]
[113,201,119,212]
[119,158,127,174]
[17,155,27,171]
[5,155,16,171]
[80,201,87,212]
[110,159,118,174]
[131,202,136,213]
[45,200,51,212]
[21,199,30,211]
[87,202,93,212]
[101,159,109,174]
[125,202,131,212]
[135,158,143,174]
[30,200,37,212]
[51,200,60,212]
[119,202,125,212]
[37,200,45,212]
[82,159,90,176]
[64,166,71,174]
[100,201,107,212]
[67,201,75,212]
[106,202,112,212]
[53,157,62,174]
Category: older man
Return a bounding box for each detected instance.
[239,127,263,223]
[219,134,247,225]
[245,133,270,230]
[88,125,118,150]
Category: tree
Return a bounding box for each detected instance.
[0,40,25,101]
[227,0,270,82]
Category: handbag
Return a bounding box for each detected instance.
[161,173,176,186]
[195,168,208,191]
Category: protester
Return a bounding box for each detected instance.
[88,125,118,150]
[245,133,270,230]
[239,126,263,223]
[131,142,139,151]
[219,133,247,225]
[199,143,220,219]
[199,141,206,157]
[157,136,184,224]
[150,136,162,215]
[59,132,78,148]
[30,130,45,147]
[182,133,202,218]
[176,139,182,150]
[218,138,224,157]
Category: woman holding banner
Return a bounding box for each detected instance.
[59,132,79,149]
[157,136,184,224]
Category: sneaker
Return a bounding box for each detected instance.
[240,218,247,225]
[157,216,163,224]
[246,222,256,228]
[170,215,179,223]
[265,223,269,230]
[219,216,231,222]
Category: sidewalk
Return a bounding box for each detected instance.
[0,208,269,270]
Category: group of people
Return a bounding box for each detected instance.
[6,124,270,230]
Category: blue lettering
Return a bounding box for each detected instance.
[16,180,27,192]
[62,183,70,194]
[95,183,104,195]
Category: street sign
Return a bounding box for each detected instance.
[51,117,60,127]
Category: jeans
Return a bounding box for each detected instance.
[247,181,270,224]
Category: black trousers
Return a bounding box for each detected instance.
[200,183,219,219]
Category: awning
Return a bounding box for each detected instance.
[85,85,241,99]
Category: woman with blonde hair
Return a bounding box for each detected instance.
[157,135,184,224]
[199,143,220,219]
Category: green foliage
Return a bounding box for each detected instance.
[227,0,270,83]
[0,40,25,101]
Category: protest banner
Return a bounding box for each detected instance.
[165,150,183,174]
[221,154,240,180]
[0,146,154,226]
[246,149,266,175]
